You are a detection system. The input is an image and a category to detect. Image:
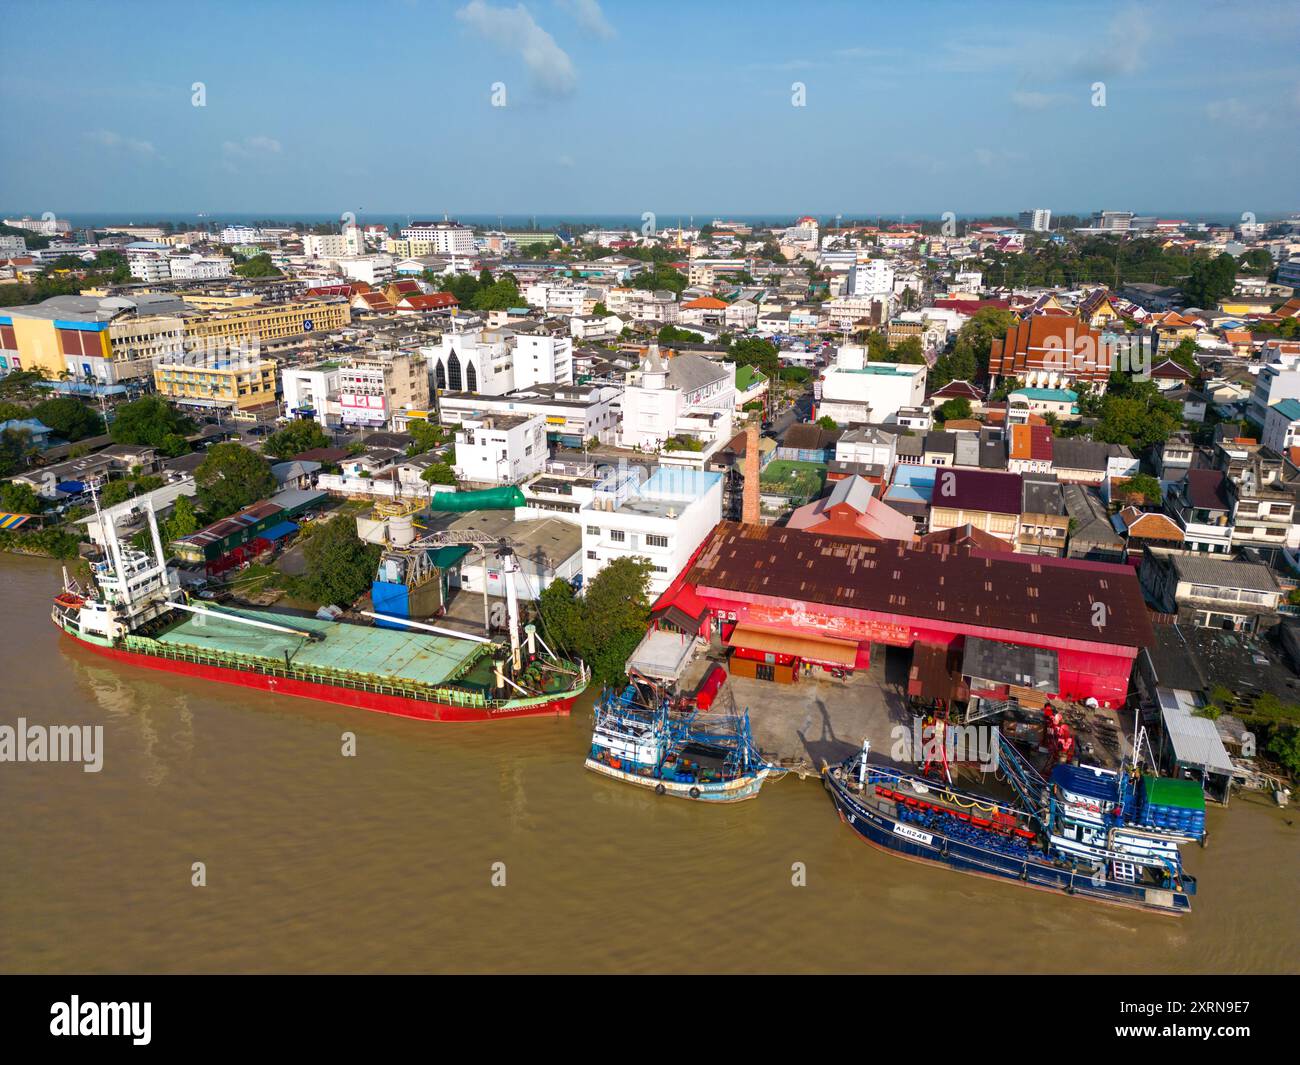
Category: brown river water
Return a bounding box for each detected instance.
[2,555,1296,974]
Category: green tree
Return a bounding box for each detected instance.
[31,396,104,441]
[406,419,447,456]
[1181,252,1236,308]
[110,396,194,450]
[263,419,330,460]
[421,462,457,486]
[890,336,926,364]
[937,397,972,422]
[0,427,36,477]
[539,556,654,686]
[302,515,380,607]
[1167,337,1200,374]
[472,277,523,311]
[816,415,838,431]
[0,478,42,514]
[233,253,281,279]
[1116,472,1163,505]
[195,442,276,519]
[657,325,704,343]
[161,494,200,545]
[726,337,780,379]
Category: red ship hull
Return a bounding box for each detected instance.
[62,631,578,723]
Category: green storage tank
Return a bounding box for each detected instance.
[427,486,525,512]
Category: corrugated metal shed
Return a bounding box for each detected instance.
[1156,688,1236,774]
[687,522,1154,650]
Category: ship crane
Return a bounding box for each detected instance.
[374,526,570,695]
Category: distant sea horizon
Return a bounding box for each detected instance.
[8,209,1296,230]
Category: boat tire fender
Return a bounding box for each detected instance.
[689,787,701,800]
[654,784,666,796]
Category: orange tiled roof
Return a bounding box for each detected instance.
[988,315,1110,383]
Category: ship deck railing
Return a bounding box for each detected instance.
[119,633,509,708]
[850,760,1031,822]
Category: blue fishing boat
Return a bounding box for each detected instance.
[585,685,780,802]
[823,733,1204,916]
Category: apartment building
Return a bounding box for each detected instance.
[338,351,429,429]
[154,357,277,412]
[437,383,620,448]
[453,413,547,485]
[816,344,926,426]
[168,254,233,280]
[581,467,723,597]
[1141,553,1281,633]
[281,363,343,427]
[399,221,474,256]
[617,344,735,456]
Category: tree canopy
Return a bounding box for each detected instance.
[109,396,194,454]
[263,419,330,460]
[194,442,277,519]
[538,556,654,685]
[302,515,380,607]
[31,396,104,441]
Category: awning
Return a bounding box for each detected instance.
[726,624,858,667]
[908,642,968,703]
[0,512,34,530]
[258,520,299,542]
[650,583,710,632]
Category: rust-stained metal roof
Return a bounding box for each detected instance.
[687,522,1154,649]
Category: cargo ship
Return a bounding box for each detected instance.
[823,732,1204,915]
[52,494,588,723]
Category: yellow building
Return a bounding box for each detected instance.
[1,294,350,384]
[385,238,436,258]
[182,298,350,348]
[154,358,277,411]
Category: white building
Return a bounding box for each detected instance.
[3,215,71,236]
[399,221,475,256]
[1019,209,1052,232]
[281,364,343,427]
[1262,398,1300,454]
[220,225,264,245]
[581,466,723,597]
[0,234,28,257]
[617,344,735,457]
[817,345,927,425]
[845,259,895,298]
[127,251,171,283]
[428,327,572,396]
[168,254,233,280]
[337,255,394,286]
[453,413,548,485]
[438,383,621,449]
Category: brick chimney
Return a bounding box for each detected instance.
[741,420,760,525]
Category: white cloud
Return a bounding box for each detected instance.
[222,135,282,159]
[558,0,614,40]
[1010,90,1057,110]
[86,129,156,158]
[457,1,578,96]
[1204,97,1268,129]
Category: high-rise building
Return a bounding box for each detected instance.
[1018,209,1052,232]
[399,220,475,256]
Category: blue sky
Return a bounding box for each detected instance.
[1,0,1297,218]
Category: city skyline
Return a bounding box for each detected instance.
[1,0,1298,216]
